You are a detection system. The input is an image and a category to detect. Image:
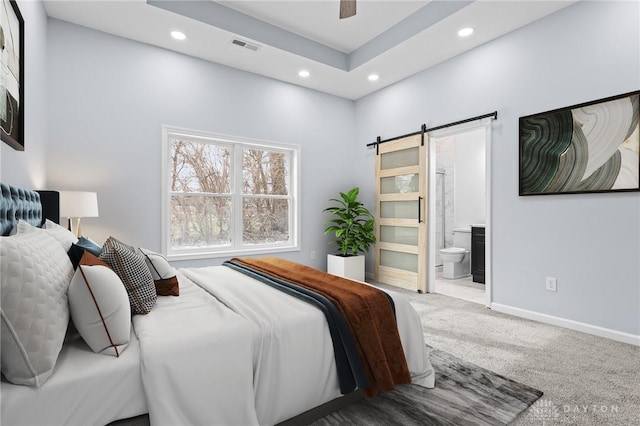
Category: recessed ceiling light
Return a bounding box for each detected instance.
[458,27,474,37]
[171,31,186,40]
[368,74,379,82]
[298,70,310,78]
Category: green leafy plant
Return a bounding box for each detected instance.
[323,187,376,256]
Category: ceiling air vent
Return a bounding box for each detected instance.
[231,38,260,52]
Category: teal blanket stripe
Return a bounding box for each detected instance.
[223,260,369,394]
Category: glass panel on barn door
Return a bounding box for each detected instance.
[380,147,419,169]
[380,250,418,273]
[380,174,419,194]
[380,225,418,246]
[380,200,419,219]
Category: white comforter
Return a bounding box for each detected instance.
[132,274,259,426]
[1,328,146,426]
[180,265,435,426]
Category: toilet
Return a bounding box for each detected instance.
[440,227,471,279]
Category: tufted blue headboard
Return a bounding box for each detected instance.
[0,183,43,236]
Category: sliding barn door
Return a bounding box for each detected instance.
[374,133,428,292]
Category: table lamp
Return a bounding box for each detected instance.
[59,191,99,237]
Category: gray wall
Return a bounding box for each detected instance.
[45,19,356,269]
[0,0,48,187]
[354,1,640,335]
[11,1,640,337]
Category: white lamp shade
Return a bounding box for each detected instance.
[59,191,99,218]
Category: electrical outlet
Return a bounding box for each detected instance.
[310,251,316,260]
[545,277,557,292]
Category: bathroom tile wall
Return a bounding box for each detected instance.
[435,171,444,266]
[436,136,455,249]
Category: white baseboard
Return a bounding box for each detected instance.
[491,303,640,347]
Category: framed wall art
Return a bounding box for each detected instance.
[1,0,25,151]
[519,91,639,196]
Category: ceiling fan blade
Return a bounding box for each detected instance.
[340,0,356,19]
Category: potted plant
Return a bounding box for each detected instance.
[323,187,376,281]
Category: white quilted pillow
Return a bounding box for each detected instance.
[0,231,74,386]
[68,252,130,357]
[14,219,78,252]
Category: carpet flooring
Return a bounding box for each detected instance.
[372,281,640,425]
[310,346,543,426]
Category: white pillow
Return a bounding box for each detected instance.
[138,247,180,296]
[138,247,175,280]
[43,219,79,250]
[14,219,78,252]
[68,252,130,356]
[0,231,74,387]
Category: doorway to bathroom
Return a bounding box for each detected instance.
[427,118,492,306]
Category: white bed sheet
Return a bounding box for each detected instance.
[1,326,146,426]
[132,272,259,426]
[181,265,435,426]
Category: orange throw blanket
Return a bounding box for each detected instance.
[232,256,411,396]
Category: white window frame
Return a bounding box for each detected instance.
[161,126,300,261]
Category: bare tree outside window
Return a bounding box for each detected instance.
[170,141,232,248]
[164,130,298,258]
[242,149,289,244]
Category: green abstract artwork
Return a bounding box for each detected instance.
[519,91,639,195]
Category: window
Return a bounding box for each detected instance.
[162,127,299,260]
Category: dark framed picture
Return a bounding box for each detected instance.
[519,91,639,196]
[1,0,25,151]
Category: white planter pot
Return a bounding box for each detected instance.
[327,254,365,282]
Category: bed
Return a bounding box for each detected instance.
[0,183,434,425]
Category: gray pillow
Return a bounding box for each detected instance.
[0,231,74,386]
[99,237,157,315]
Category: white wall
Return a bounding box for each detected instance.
[0,0,48,187]
[453,128,485,228]
[354,1,640,335]
[45,19,356,269]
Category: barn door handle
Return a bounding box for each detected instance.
[418,196,423,223]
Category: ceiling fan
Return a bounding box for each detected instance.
[340,0,356,19]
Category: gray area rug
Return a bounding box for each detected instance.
[310,346,543,426]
